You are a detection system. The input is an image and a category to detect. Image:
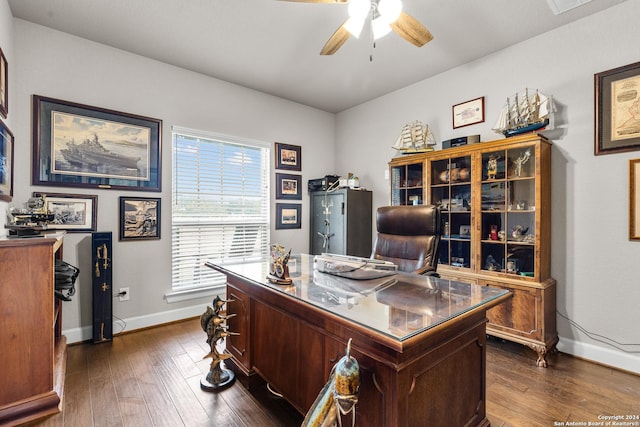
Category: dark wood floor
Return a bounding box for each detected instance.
[25,318,639,427]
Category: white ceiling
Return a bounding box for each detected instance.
[8,0,629,113]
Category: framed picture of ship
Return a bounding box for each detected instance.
[276,173,302,200]
[119,196,161,241]
[275,142,301,171]
[32,192,98,233]
[32,95,162,191]
[595,61,640,155]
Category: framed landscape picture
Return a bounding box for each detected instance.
[0,118,13,202]
[32,95,162,191]
[119,197,161,241]
[276,203,301,229]
[630,158,640,241]
[33,192,97,232]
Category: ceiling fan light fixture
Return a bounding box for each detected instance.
[348,0,371,20]
[377,0,402,23]
[344,16,366,37]
[372,16,392,40]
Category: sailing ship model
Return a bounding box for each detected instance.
[492,89,552,137]
[392,120,436,153]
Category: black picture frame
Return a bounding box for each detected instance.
[276,203,301,229]
[119,196,161,241]
[0,47,7,119]
[32,95,162,191]
[33,192,98,233]
[595,61,640,155]
[0,118,13,202]
[275,142,301,171]
[276,173,302,200]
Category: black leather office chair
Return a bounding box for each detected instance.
[370,205,442,276]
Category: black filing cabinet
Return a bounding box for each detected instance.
[309,188,372,257]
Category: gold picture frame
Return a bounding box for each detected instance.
[630,158,640,241]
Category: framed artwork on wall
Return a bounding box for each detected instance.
[0,118,13,202]
[630,158,640,241]
[276,173,302,200]
[452,96,484,129]
[275,142,301,171]
[33,192,97,232]
[0,47,7,118]
[595,61,640,155]
[119,196,161,241]
[276,203,301,229]
[32,95,162,191]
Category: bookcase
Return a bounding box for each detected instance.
[389,134,557,367]
[0,233,67,424]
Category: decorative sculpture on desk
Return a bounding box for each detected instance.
[302,338,360,427]
[200,295,238,391]
[267,243,292,285]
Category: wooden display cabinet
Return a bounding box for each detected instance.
[389,134,558,367]
[0,233,67,425]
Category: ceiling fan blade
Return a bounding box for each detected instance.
[390,11,433,47]
[277,0,348,3]
[320,21,351,55]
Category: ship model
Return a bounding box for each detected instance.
[392,120,436,153]
[492,89,552,137]
[61,133,140,170]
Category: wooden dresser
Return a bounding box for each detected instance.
[0,233,67,426]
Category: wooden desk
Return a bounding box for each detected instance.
[207,255,510,427]
[0,233,67,426]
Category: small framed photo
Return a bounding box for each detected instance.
[275,142,301,171]
[276,173,302,200]
[595,61,640,155]
[459,225,471,237]
[630,158,640,241]
[276,203,301,229]
[0,47,7,118]
[452,96,484,129]
[0,118,13,202]
[33,192,97,232]
[119,197,161,241]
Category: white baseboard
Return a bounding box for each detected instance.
[557,336,640,375]
[63,304,206,344]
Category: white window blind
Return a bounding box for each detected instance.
[172,127,270,291]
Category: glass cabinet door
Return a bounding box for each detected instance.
[480,145,536,276]
[429,155,472,269]
[391,162,423,205]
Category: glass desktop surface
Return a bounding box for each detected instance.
[216,254,509,341]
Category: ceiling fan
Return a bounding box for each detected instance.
[279,0,433,55]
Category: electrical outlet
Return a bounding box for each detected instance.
[119,287,130,302]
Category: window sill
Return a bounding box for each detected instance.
[165,285,226,303]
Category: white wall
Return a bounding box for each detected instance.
[334,1,640,373]
[0,0,13,223]
[10,17,334,342]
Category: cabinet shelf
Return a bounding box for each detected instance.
[389,134,557,367]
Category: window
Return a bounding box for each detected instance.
[171,127,270,298]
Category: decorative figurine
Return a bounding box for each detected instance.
[487,155,499,179]
[267,244,293,284]
[302,338,360,427]
[513,149,531,177]
[512,225,529,241]
[200,295,238,391]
